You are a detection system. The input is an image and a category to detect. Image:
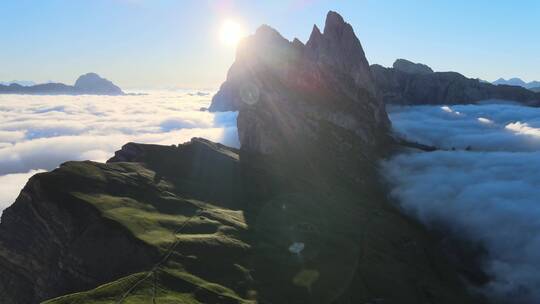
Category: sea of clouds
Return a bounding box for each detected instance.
[382,103,540,303]
[2,92,540,302]
[0,91,238,212]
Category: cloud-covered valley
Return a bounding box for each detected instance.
[383,103,540,303]
[0,91,238,212]
[2,92,540,303]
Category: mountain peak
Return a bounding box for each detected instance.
[213,11,389,157]
[326,10,345,23]
[254,24,282,39]
[492,77,528,88]
[393,59,434,74]
[310,24,322,37]
[305,11,375,95]
[74,73,124,95]
[323,10,348,35]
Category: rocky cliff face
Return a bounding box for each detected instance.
[0,12,480,304]
[372,60,540,106]
[0,161,159,303]
[213,11,390,163]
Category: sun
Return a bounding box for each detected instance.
[219,19,246,47]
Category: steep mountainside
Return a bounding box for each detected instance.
[0,73,124,95]
[371,60,540,106]
[1,138,478,304]
[225,11,390,161]
[0,12,479,304]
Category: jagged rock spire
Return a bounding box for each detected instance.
[211,10,390,158]
[306,11,375,95]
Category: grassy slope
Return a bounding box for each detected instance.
[44,268,248,304]
[38,140,476,304]
[39,147,252,303]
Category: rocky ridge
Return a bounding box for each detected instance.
[371,60,540,106]
[213,11,390,161]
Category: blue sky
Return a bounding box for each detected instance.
[1,0,539,89]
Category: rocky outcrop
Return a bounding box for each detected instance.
[215,11,390,163]
[0,73,124,95]
[0,162,159,303]
[371,61,540,106]
[304,11,377,96]
[393,59,434,75]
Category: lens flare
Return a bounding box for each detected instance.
[219,19,245,47]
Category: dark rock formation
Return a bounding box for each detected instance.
[0,73,124,95]
[304,11,377,96]
[214,11,390,162]
[209,11,381,114]
[0,12,481,304]
[393,59,434,75]
[371,61,540,106]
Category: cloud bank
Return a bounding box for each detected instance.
[383,103,540,303]
[0,91,238,213]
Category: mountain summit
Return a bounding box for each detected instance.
[211,10,390,163]
[74,73,124,95]
[392,59,434,75]
[304,11,376,95]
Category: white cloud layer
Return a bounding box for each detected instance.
[3,94,539,302]
[0,91,238,213]
[388,103,540,151]
[383,103,540,303]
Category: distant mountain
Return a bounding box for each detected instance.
[531,87,540,93]
[73,73,123,95]
[0,73,124,95]
[371,60,540,107]
[0,80,36,86]
[493,78,540,90]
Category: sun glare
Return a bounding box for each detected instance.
[219,19,245,47]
